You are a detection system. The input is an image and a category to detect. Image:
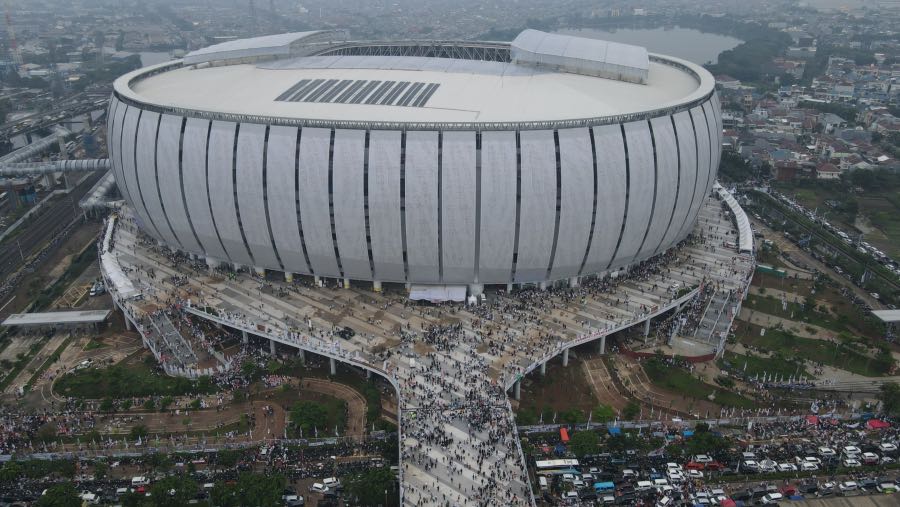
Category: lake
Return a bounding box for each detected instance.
[555,27,743,65]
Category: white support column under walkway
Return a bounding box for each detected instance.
[329,357,336,375]
[562,348,569,367]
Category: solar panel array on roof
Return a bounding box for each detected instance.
[276,78,440,107]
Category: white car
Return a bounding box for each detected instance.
[758,460,777,473]
[687,469,703,479]
[693,454,713,463]
[636,481,653,491]
[881,456,895,465]
[777,463,797,472]
[800,462,819,471]
[878,442,897,453]
[842,445,861,457]
[309,483,329,494]
[760,493,783,504]
[839,481,859,494]
[799,456,821,466]
[842,457,861,468]
[79,492,99,505]
[665,462,682,471]
[818,446,836,457]
[322,477,340,489]
[741,460,759,472]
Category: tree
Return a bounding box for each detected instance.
[568,430,600,458]
[878,382,900,417]
[622,402,640,420]
[0,461,22,482]
[560,408,584,424]
[99,397,115,412]
[36,483,80,507]
[592,404,616,423]
[143,399,155,411]
[210,473,285,507]
[148,475,198,507]
[290,401,328,435]
[36,422,57,443]
[159,396,174,411]
[93,461,109,480]
[344,468,398,506]
[130,424,149,440]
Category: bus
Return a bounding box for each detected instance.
[535,459,580,475]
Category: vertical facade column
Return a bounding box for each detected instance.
[366,370,372,380]
[506,283,513,293]
[514,380,521,401]
[314,276,322,287]
[124,316,132,331]
[242,330,248,345]
[569,277,579,288]
[540,362,547,376]
[206,257,220,271]
[296,348,305,363]
[643,318,651,338]
[285,272,294,283]
[255,267,266,277]
[600,334,607,355]
[329,357,336,375]
[468,284,484,297]
[269,339,276,355]
[538,281,547,291]
[562,348,569,367]
[343,278,350,289]
[373,281,382,292]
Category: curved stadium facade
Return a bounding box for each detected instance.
[107,29,722,290]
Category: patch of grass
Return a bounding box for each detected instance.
[737,326,893,377]
[24,335,75,390]
[719,350,809,379]
[55,362,218,398]
[0,338,47,392]
[83,339,106,351]
[643,358,757,409]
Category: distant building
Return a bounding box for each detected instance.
[816,162,842,179]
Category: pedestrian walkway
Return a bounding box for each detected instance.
[101,193,755,506]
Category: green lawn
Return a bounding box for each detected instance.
[642,358,757,409]
[736,326,893,377]
[719,351,809,379]
[55,361,218,398]
[744,293,884,341]
[744,294,844,332]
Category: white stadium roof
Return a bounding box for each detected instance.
[183,30,347,66]
[511,29,649,84]
[126,55,702,124]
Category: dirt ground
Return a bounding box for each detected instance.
[0,219,101,321]
[515,353,599,417]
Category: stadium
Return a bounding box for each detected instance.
[107,29,722,297]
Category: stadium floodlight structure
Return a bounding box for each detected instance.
[107,29,722,299]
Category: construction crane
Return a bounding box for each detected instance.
[4,0,21,71]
